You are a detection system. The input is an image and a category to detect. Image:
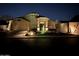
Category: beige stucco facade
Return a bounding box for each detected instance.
[1,12,79,36]
[69,22,79,35]
[48,20,56,30]
[24,12,39,29]
[10,19,31,31]
[60,23,68,33]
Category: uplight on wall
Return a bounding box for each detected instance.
[37,28,40,31]
[28,31,35,36]
[71,28,75,33]
[46,28,48,31]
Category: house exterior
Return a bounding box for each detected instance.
[24,12,39,29]
[10,17,31,31]
[59,21,79,35]
[7,12,59,34]
[3,12,79,36]
[68,15,79,35]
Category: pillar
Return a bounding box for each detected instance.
[37,19,40,32]
[7,20,13,31]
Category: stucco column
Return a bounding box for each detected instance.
[45,20,48,31]
[7,20,12,31]
[37,19,40,32]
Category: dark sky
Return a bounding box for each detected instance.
[0,3,79,21]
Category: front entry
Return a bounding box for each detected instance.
[40,24,45,34]
[37,22,48,34]
[37,17,49,34]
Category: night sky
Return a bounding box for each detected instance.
[0,3,79,21]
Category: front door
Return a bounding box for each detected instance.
[40,24,45,34]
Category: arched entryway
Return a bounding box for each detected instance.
[36,17,49,34]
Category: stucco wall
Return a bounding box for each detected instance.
[48,20,56,29]
[69,22,79,35]
[60,23,68,33]
[10,19,31,31]
[0,25,7,31]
